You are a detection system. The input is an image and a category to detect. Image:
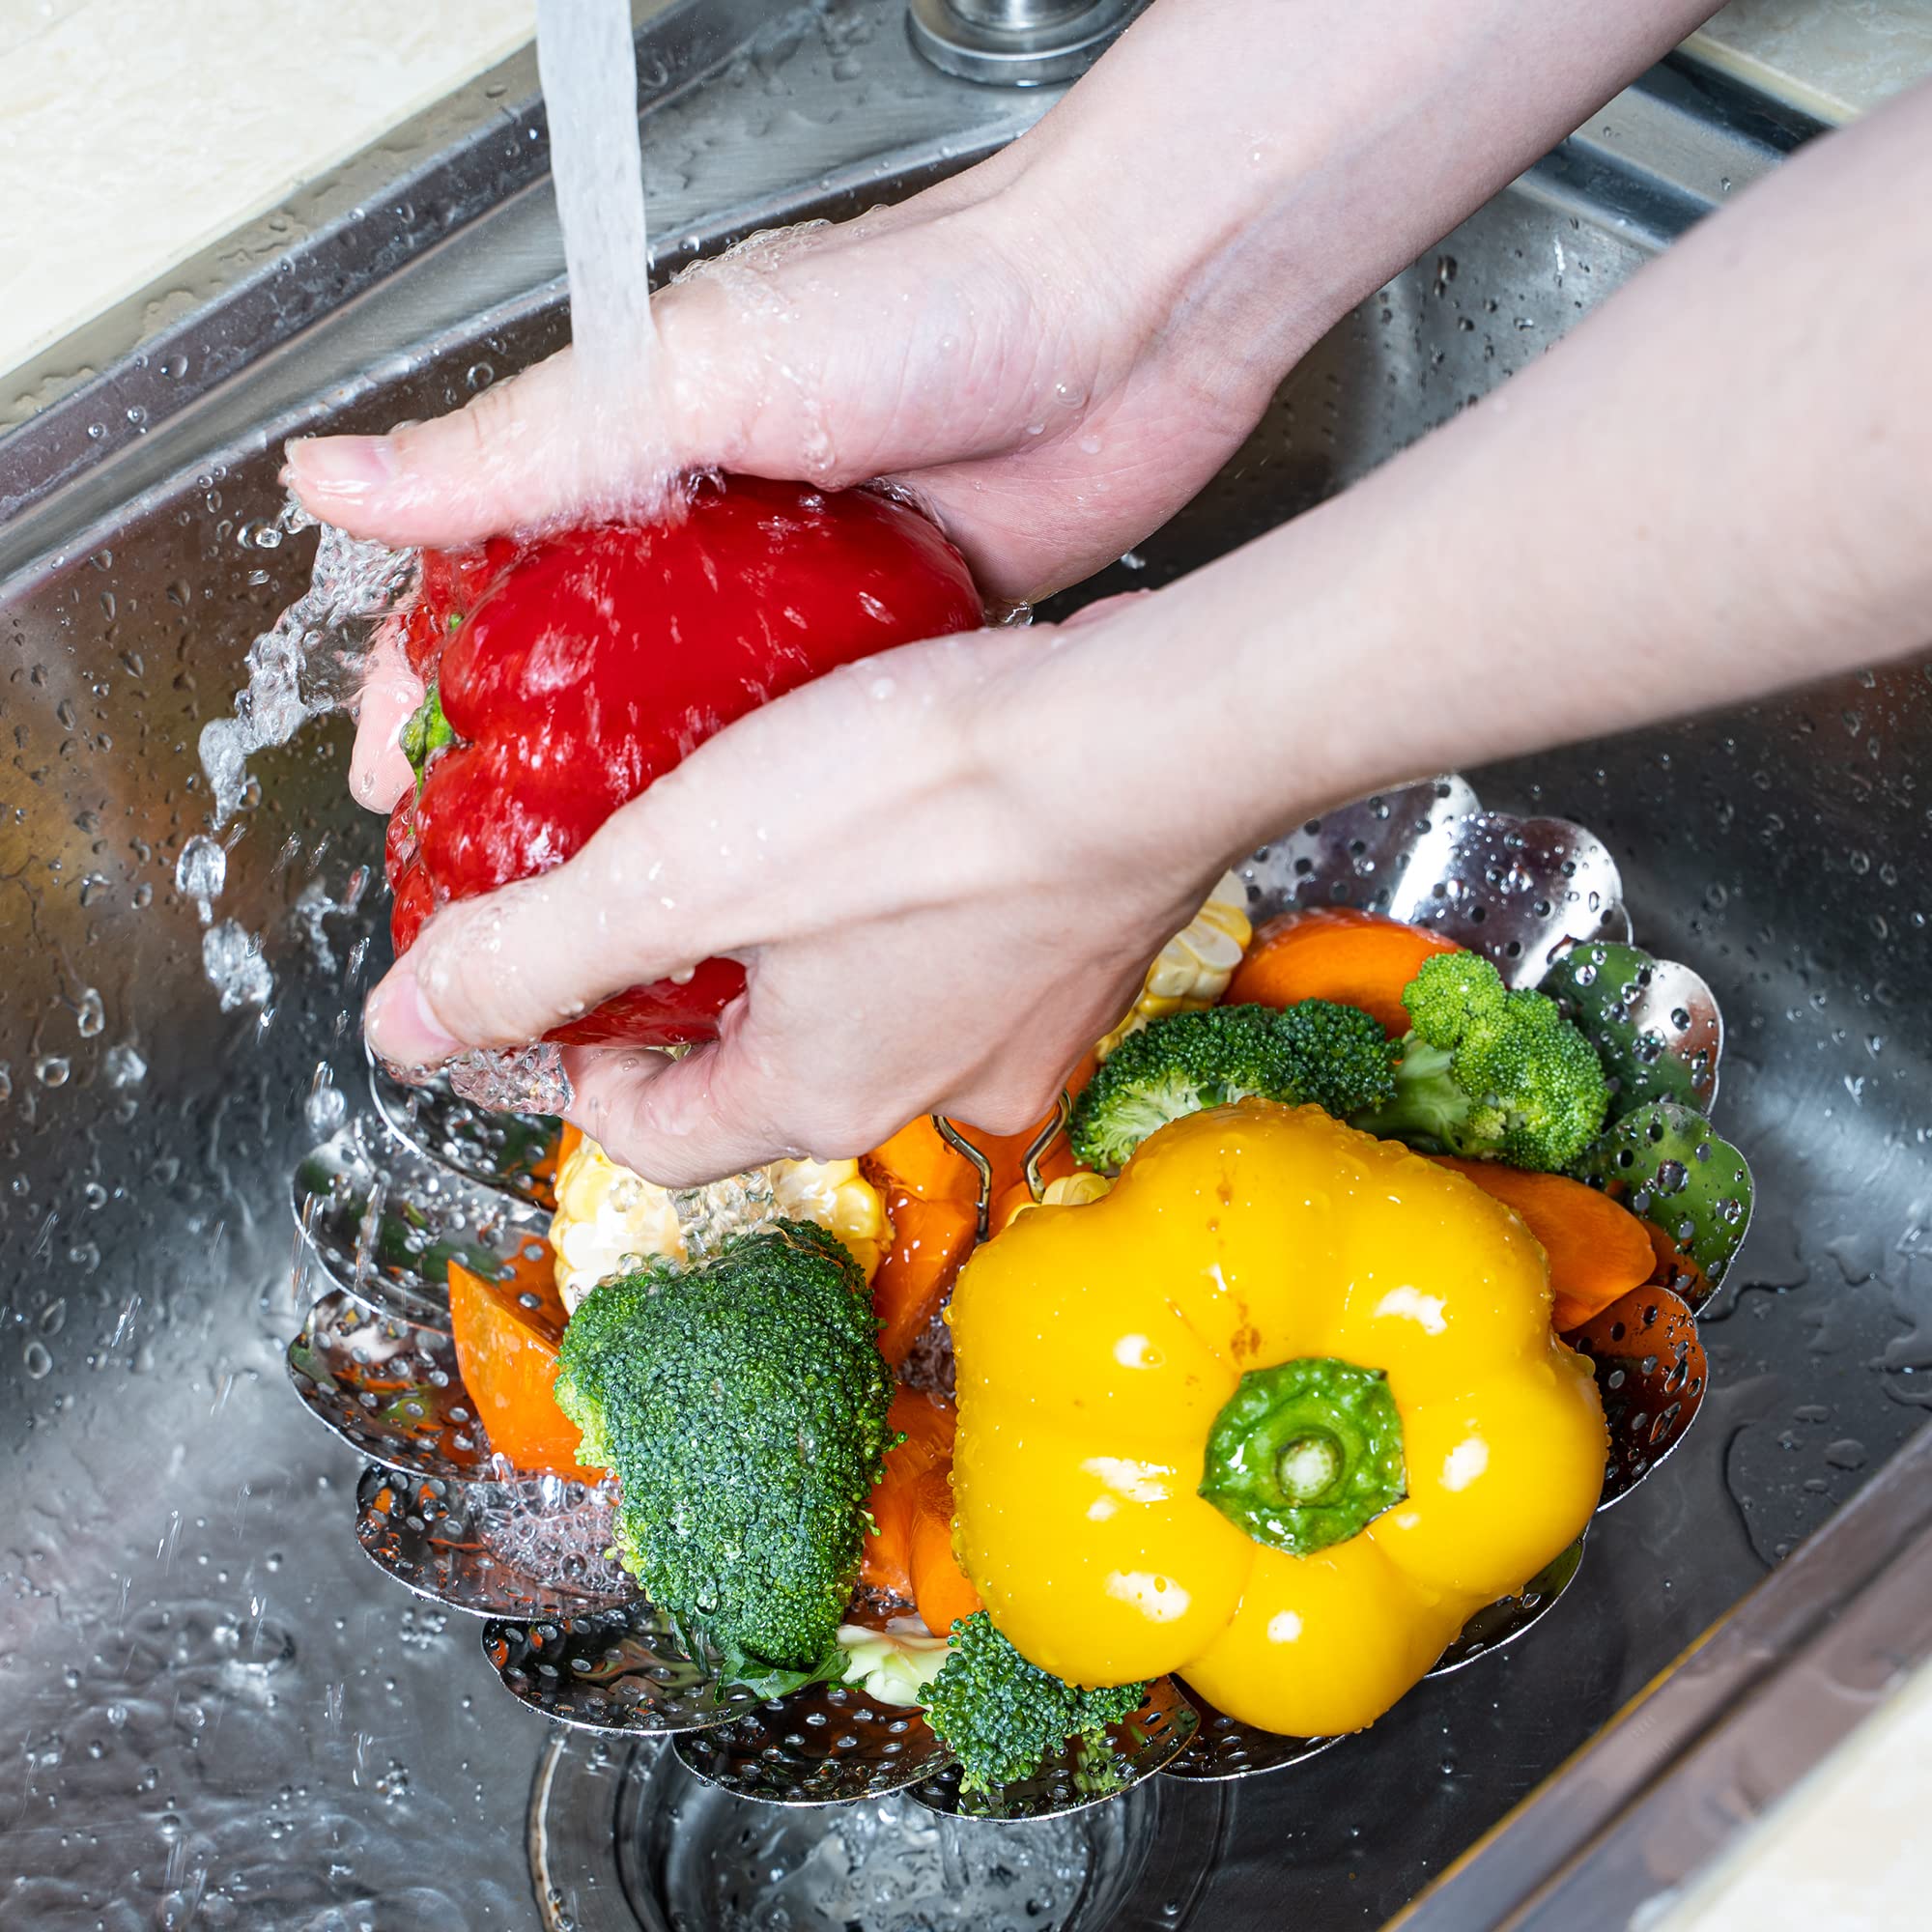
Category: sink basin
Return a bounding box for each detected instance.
[4,7,1924,1927]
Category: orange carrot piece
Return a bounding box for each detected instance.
[908,1465,981,1635]
[859,1387,956,1599]
[1434,1156,1656,1332]
[1227,907,1462,1037]
[869,1191,979,1366]
[448,1246,604,1480]
[553,1120,583,1176]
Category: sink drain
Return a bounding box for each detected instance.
[529,1730,1228,1931]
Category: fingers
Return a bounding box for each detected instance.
[283,201,1060,555]
[361,808,709,1068]
[560,1033,784,1191]
[349,626,423,813]
[286,353,635,547]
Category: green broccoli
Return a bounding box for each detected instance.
[922,1611,1148,1794]
[1350,951,1609,1172]
[554,1220,897,1672]
[1069,1000,1396,1171]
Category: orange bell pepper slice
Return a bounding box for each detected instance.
[859,1386,981,1634]
[447,1240,605,1480]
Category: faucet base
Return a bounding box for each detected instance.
[907,0,1141,87]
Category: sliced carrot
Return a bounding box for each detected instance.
[448,1244,604,1480]
[859,1387,956,1599]
[1434,1156,1656,1332]
[554,1120,584,1176]
[908,1465,981,1635]
[1227,907,1462,1037]
[869,1190,979,1365]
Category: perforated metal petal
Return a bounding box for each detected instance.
[1242,777,1481,923]
[910,1677,1198,1822]
[287,1289,490,1478]
[1575,1103,1753,1309]
[1159,1691,1337,1782]
[673,1680,957,1804]
[1431,1536,1587,1675]
[368,1049,561,1208]
[1242,779,1631,986]
[354,1466,637,1618]
[481,1603,762,1735]
[1571,1283,1709,1506]
[1541,942,1722,1114]
[292,1122,547,1335]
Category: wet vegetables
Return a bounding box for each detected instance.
[949,1101,1606,1737]
[1352,952,1609,1171]
[554,1221,897,1672]
[386,476,982,1049]
[923,1611,1148,1794]
[1069,1001,1395,1172]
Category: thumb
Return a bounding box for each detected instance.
[362,806,715,1067]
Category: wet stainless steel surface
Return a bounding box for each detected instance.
[1,5,1922,1926]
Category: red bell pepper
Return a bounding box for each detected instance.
[384,475,982,1047]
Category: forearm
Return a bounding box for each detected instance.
[1004,0,1725,403]
[1040,82,1932,866]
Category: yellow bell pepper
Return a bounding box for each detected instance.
[948,1100,1606,1738]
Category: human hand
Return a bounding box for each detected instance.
[360,601,1232,1185]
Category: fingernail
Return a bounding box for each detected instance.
[365,965,461,1069]
[285,435,399,501]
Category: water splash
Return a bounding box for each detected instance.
[196,504,416,828]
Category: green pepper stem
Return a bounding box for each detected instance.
[1198,1357,1406,1556]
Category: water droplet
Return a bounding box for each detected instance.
[103,1041,147,1088]
[35,1055,71,1088]
[75,988,105,1037]
[23,1340,52,1379]
[175,835,227,912]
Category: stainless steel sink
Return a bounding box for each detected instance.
[5,5,1926,1927]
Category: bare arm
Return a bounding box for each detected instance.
[363,84,1932,1183]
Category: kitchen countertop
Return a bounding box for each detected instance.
[1687,0,1932,122]
[0,0,537,385]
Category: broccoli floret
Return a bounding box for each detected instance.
[1350,951,1609,1172]
[923,1612,1147,1794]
[554,1220,897,1672]
[1069,1001,1396,1171]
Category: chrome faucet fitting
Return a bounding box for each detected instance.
[907,0,1142,86]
